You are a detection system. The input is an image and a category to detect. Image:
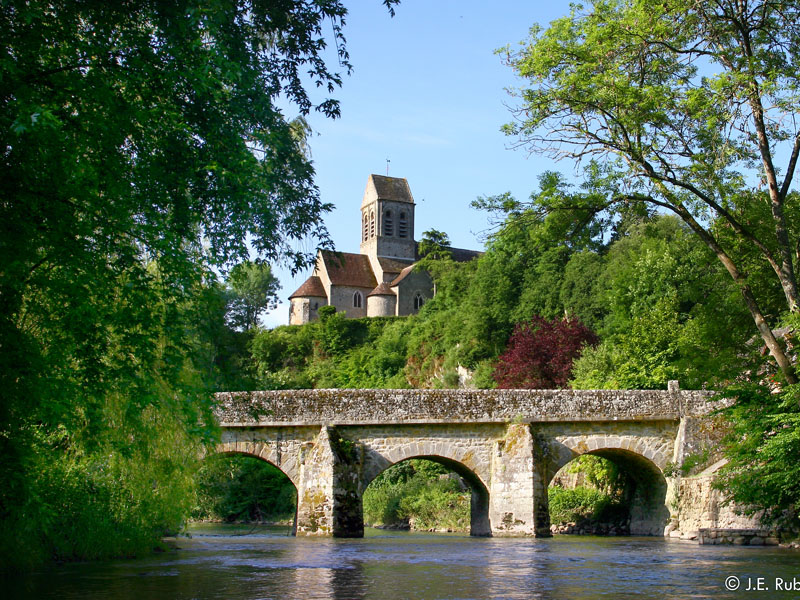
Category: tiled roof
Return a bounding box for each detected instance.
[413,243,483,262]
[289,275,326,299]
[368,282,396,297]
[320,251,377,289]
[378,256,415,275]
[370,174,414,204]
[448,246,483,262]
[390,264,416,287]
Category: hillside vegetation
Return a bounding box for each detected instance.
[250,188,759,392]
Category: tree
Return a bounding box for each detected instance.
[570,216,753,389]
[0,0,398,568]
[493,315,599,389]
[226,261,281,331]
[418,229,453,261]
[501,0,800,385]
[714,383,800,531]
[417,228,453,296]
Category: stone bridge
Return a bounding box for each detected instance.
[213,384,730,538]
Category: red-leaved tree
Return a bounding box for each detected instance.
[493,315,599,389]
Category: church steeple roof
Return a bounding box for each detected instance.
[361,174,414,208]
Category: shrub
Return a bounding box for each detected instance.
[548,486,613,524]
[362,460,470,530]
[493,315,598,388]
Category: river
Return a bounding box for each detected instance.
[8,524,799,599]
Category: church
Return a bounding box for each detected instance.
[288,174,481,325]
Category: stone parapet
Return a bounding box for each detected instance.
[215,388,719,427]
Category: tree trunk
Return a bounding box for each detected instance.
[673,205,798,385]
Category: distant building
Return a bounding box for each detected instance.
[288,174,481,325]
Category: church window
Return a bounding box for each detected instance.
[363,213,369,242]
[353,290,363,308]
[399,211,408,238]
[383,210,394,236]
[370,210,376,238]
[413,292,424,311]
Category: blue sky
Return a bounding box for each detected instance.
[264,1,574,327]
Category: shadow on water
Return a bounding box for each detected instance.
[7,525,800,600]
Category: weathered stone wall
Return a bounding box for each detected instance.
[336,423,502,536]
[538,420,678,476]
[289,296,326,326]
[670,467,764,540]
[215,388,718,426]
[489,424,548,536]
[373,199,417,261]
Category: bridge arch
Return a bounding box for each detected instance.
[213,440,301,487]
[363,455,491,537]
[198,442,300,533]
[545,435,670,536]
[360,439,492,537]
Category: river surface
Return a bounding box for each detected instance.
[8,524,800,599]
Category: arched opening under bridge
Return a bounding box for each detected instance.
[547,448,669,536]
[362,456,491,537]
[194,452,298,534]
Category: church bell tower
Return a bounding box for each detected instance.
[359,174,416,261]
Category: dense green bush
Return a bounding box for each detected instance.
[548,486,616,524]
[0,404,204,567]
[362,460,470,531]
[247,214,753,393]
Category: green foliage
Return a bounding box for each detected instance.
[398,484,470,531]
[193,455,296,523]
[416,229,455,295]
[501,0,800,382]
[548,486,617,525]
[0,0,396,569]
[251,315,409,389]
[714,384,800,531]
[363,460,470,531]
[679,449,710,477]
[0,404,205,567]
[226,262,281,332]
[249,212,753,393]
[418,229,452,261]
[566,455,625,496]
[571,217,752,390]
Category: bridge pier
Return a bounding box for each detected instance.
[488,424,551,536]
[295,426,364,537]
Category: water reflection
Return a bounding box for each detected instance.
[8,526,800,600]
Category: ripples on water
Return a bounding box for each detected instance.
[9,524,800,599]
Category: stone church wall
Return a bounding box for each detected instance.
[289,296,326,325]
[395,269,434,315]
[367,293,396,317]
[329,285,369,319]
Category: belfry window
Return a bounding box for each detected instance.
[363,213,369,242]
[383,210,394,236]
[399,211,408,238]
[370,210,376,238]
[413,292,424,311]
[353,291,363,308]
